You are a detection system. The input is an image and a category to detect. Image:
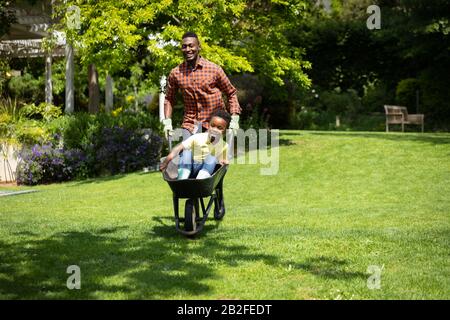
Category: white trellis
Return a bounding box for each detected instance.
[0,1,68,110]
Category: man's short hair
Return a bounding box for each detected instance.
[182,32,199,40]
[211,110,231,127]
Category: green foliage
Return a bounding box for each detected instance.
[396,78,420,108]
[7,72,44,103]
[292,0,450,129]
[53,0,311,91]
[58,111,161,151]
[320,88,362,115]
[22,102,63,122]
[0,96,25,123]
[417,69,450,130]
[14,122,51,146]
[9,111,163,184]
[362,81,393,113]
[0,0,16,37]
[86,126,162,176]
[0,59,11,93]
[291,105,322,130]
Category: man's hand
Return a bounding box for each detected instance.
[229,114,239,135]
[162,118,174,138]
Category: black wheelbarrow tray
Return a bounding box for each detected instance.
[162,164,228,236]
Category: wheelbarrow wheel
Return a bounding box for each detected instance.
[184,198,199,232]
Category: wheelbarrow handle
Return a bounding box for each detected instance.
[168,135,173,152]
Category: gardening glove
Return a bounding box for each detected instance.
[229,114,240,136]
[162,118,174,139]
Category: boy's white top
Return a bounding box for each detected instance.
[182,132,228,162]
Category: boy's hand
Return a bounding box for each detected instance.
[160,155,171,171]
[219,159,229,166]
[160,161,168,172]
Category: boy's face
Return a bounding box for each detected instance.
[209,116,228,135]
[208,116,228,143]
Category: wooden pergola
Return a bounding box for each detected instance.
[0,0,74,112]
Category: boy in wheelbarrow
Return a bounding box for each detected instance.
[160,110,231,179]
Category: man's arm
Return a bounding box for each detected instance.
[216,68,241,115]
[164,71,178,119]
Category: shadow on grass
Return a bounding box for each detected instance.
[67,170,160,187]
[151,217,221,240]
[67,174,127,187]
[289,256,367,280]
[0,225,278,299]
[278,139,297,147]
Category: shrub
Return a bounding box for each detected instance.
[418,67,450,129]
[61,111,162,150]
[0,113,14,139]
[14,122,51,145]
[320,88,362,116]
[86,126,162,176]
[14,111,163,184]
[0,96,26,123]
[7,72,44,103]
[396,78,420,108]
[22,102,62,121]
[291,106,321,130]
[16,143,86,185]
[362,81,393,113]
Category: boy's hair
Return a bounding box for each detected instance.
[211,110,231,127]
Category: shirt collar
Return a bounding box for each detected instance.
[183,56,204,71]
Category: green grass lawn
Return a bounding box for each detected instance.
[1,130,449,299]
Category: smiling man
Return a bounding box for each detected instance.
[163,32,241,140]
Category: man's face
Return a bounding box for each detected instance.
[181,37,200,62]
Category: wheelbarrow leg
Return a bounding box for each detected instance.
[214,178,226,220]
[173,196,182,231]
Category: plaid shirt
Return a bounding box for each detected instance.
[164,57,241,132]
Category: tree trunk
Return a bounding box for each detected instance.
[88,64,100,114]
[105,74,114,112]
[64,44,74,114]
[45,53,53,105]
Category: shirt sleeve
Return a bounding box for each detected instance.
[181,135,195,151]
[164,70,178,114]
[216,67,241,115]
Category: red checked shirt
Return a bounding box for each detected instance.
[164,57,241,132]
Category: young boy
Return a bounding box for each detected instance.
[160,110,231,179]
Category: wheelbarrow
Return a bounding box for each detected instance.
[161,129,234,236]
[162,163,228,236]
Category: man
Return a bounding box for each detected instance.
[162,32,241,141]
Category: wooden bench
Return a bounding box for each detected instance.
[384,105,424,132]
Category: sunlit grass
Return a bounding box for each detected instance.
[1,130,449,299]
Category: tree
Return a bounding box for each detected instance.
[290,0,450,128]
[0,0,16,38]
[52,0,312,96]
